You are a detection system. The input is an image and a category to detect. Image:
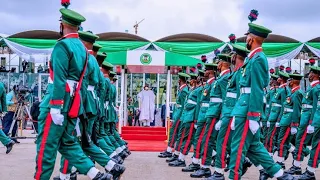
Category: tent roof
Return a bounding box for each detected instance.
[97,32,150,42]
[236,34,300,43]
[9,30,60,39]
[155,33,223,42]
[307,37,320,43]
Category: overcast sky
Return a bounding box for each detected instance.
[0,0,318,42]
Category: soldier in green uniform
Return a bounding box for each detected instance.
[182,70,206,172]
[169,73,199,167]
[286,66,320,176]
[35,6,112,180]
[275,73,303,170]
[262,74,279,147]
[0,82,15,154]
[158,73,189,159]
[189,64,217,178]
[298,68,320,179]
[266,72,290,155]
[209,44,250,179]
[227,23,294,180]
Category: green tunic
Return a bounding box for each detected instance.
[300,82,320,127]
[181,86,202,123]
[0,82,7,112]
[172,85,189,122]
[197,78,215,123]
[104,77,111,123]
[109,83,117,123]
[267,84,289,122]
[311,84,320,127]
[264,87,277,120]
[206,70,230,118]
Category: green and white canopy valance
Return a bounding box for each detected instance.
[306,43,320,58]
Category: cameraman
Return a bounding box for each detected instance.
[2,85,19,143]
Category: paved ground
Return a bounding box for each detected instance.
[0,131,319,180]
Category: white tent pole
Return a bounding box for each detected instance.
[156,73,160,109]
[165,67,171,131]
[119,67,125,134]
[38,74,41,100]
[124,73,128,126]
[130,73,133,98]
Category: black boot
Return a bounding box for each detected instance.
[242,157,252,176]
[296,170,316,180]
[182,163,200,172]
[168,159,186,167]
[70,172,77,180]
[259,169,272,180]
[190,167,211,178]
[276,162,286,170]
[285,165,302,175]
[107,164,126,180]
[204,171,225,180]
[92,172,113,180]
[166,154,178,163]
[124,148,131,155]
[5,141,15,154]
[158,151,172,158]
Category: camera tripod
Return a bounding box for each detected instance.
[8,102,36,139]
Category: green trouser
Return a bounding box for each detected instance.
[192,121,206,159]
[110,123,126,147]
[178,121,195,155]
[308,127,320,168]
[229,117,281,180]
[0,129,11,146]
[276,126,293,159]
[168,119,181,148]
[98,137,117,156]
[215,116,233,169]
[201,117,219,166]
[293,125,312,161]
[174,121,185,152]
[35,110,95,180]
[265,123,279,153]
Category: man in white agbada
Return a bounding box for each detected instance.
[137,84,155,126]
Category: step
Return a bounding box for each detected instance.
[122,134,167,141]
[122,126,166,131]
[122,130,166,135]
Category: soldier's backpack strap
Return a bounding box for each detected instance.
[68,50,89,118]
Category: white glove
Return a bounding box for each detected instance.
[194,124,197,129]
[260,122,263,127]
[291,127,297,135]
[249,120,260,135]
[275,122,280,127]
[50,108,64,126]
[215,120,222,130]
[231,117,235,130]
[267,121,270,127]
[307,125,315,134]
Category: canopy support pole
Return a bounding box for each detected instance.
[165,67,171,133]
[119,67,125,134]
[156,73,160,109]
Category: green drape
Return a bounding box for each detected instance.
[7,38,56,49]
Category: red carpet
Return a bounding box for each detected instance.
[126,140,168,152]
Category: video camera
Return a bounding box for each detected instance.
[15,86,33,103]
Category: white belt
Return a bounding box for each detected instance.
[272,103,282,107]
[87,85,97,99]
[263,97,267,103]
[201,103,209,107]
[240,87,251,94]
[48,77,79,96]
[176,104,182,108]
[210,98,223,103]
[302,104,313,109]
[187,99,197,105]
[266,104,270,108]
[226,92,237,98]
[284,108,293,112]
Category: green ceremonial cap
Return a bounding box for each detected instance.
[78,31,99,44]
[270,74,279,80]
[232,44,250,58]
[278,71,290,79]
[178,72,190,79]
[289,73,303,80]
[96,52,106,66]
[198,70,205,76]
[189,73,198,80]
[245,23,272,38]
[217,54,232,63]
[109,71,117,77]
[310,66,320,74]
[59,8,86,26]
[205,63,218,71]
[102,61,113,70]
[93,43,102,52]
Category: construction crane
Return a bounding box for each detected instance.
[133,19,145,35]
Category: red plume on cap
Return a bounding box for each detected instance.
[190,67,196,73]
[61,0,70,8]
[279,65,284,71]
[248,9,259,23]
[197,63,202,69]
[309,58,316,65]
[285,67,292,73]
[228,34,236,44]
[116,66,121,75]
[269,68,275,74]
[201,55,207,63]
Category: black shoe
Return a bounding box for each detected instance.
[204,171,225,180]
[70,172,77,180]
[190,167,211,178]
[159,150,167,155]
[285,165,302,175]
[113,155,124,164]
[53,176,60,180]
[108,164,126,180]
[211,156,216,167]
[259,169,272,180]
[224,167,229,172]
[182,163,200,172]
[125,148,131,155]
[158,151,172,158]
[10,137,20,144]
[166,154,178,163]
[5,141,15,154]
[119,151,129,160]
[242,157,252,176]
[277,162,286,170]
[92,172,113,180]
[168,159,186,167]
[296,170,315,180]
